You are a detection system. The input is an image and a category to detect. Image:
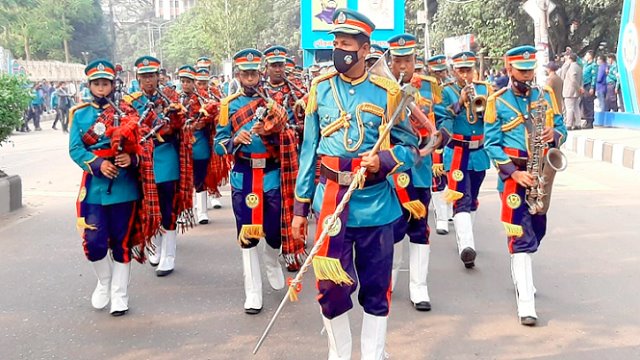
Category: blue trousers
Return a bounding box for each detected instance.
[157,181,177,230]
[231,188,282,250]
[453,170,486,214]
[393,187,431,245]
[317,223,395,319]
[508,210,547,254]
[193,159,208,192]
[82,202,135,263]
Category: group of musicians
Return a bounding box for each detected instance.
[68,8,567,359]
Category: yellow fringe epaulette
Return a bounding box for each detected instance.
[67,102,91,129]
[312,256,354,286]
[122,91,143,105]
[370,74,401,150]
[402,200,427,220]
[218,92,243,126]
[415,74,442,103]
[444,188,464,203]
[306,71,339,115]
[238,224,265,245]
[484,87,509,124]
[503,222,524,237]
[76,217,97,236]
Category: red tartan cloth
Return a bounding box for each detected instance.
[230,96,305,270]
[201,93,229,194]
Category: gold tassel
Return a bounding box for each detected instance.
[378,124,391,150]
[288,285,299,302]
[218,92,242,126]
[502,222,524,237]
[484,95,497,124]
[312,256,354,285]
[238,224,265,245]
[444,188,464,203]
[305,83,318,116]
[76,217,97,236]
[402,200,427,219]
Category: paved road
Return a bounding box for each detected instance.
[1,128,639,360]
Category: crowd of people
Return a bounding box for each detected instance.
[19,79,78,133]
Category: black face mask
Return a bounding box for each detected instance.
[243,86,257,97]
[333,47,360,74]
[95,96,110,107]
[511,77,532,95]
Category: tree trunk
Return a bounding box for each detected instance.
[62,12,70,63]
[23,29,30,62]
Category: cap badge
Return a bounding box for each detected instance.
[247,53,255,62]
[461,54,468,61]
[523,51,531,60]
[398,38,406,46]
[274,49,280,56]
[142,59,150,66]
[97,63,105,71]
[337,12,347,24]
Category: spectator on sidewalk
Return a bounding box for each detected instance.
[561,53,583,130]
[605,54,619,112]
[55,82,72,133]
[545,61,564,111]
[494,68,509,90]
[595,55,608,115]
[24,84,44,131]
[79,82,92,103]
[51,84,60,130]
[581,50,597,129]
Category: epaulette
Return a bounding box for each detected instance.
[306,71,339,115]
[416,74,442,103]
[369,74,401,95]
[122,91,143,104]
[219,92,243,126]
[484,87,509,124]
[68,102,91,129]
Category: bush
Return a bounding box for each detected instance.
[0,74,31,146]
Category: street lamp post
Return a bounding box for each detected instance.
[81,51,89,65]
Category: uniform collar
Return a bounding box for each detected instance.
[339,71,368,86]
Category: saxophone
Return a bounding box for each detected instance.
[525,87,568,215]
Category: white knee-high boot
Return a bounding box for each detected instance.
[391,240,404,292]
[110,261,131,316]
[242,247,262,314]
[195,191,209,224]
[322,312,352,360]
[147,233,162,266]
[432,191,450,234]
[156,230,177,276]
[409,243,431,310]
[453,212,476,268]
[90,256,112,309]
[263,244,285,290]
[511,253,537,326]
[361,312,387,360]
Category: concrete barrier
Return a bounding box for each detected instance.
[0,174,22,215]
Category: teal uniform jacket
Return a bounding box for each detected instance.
[438,81,491,172]
[192,129,211,160]
[124,91,180,183]
[294,72,419,227]
[484,86,567,192]
[583,61,597,88]
[68,102,140,205]
[607,63,618,85]
[214,93,280,193]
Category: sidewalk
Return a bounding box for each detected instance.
[563,127,640,172]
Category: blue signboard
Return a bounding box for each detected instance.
[300,0,406,66]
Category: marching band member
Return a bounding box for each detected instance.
[414,56,425,75]
[365,43,385,70]
[215,49,303,314]
[437,51,492,269]
[123,55,194,277]
[484,45,566,326]
[386,33,443,312]
[69,59,150,316]
[427,54,454,235]
[292,9,418,359]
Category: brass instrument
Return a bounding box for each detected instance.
[465,80,486,115]
[525,87,568,215]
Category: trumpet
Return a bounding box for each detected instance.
[464,80,486,115]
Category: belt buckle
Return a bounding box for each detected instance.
[251,158,266,169]
[469,140,479,149]
[337,171,353,186]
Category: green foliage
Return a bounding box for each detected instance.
[0,74,31,146]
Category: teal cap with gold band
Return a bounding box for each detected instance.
[234,48,263,71]
[415,56,425,70]
[134,55,161,74]
[329,8,375,37]
[451,51,476,68]
[196,56,212,69]
[366,44,385,61]
[178,65,197,80]
[195,68,210,81]
[264,46,288,64]
[285,57,295,70]
[428,54,448,71]
[85,59,116,81]
[387,33,417,56]
[505,45,537,70]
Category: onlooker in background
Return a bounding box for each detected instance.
[51,83,60,130]
[55,82,72,133]
[581,50,597,129]
[41,79,51,113]
[595,55,608,117]
[494,67,509,89]
[545,61,564,111]
[561,53,583,130]
[605,54,619,112]
[79,82,92,103]
[24,84,44,131]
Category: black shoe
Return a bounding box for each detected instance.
[460,247,476,269]
[413,301,431,311]
[149,261,159,267]
[245,307,262,315]
[436,229,448,235]
[582,124,594,129]
[35,127,42,131]
[52,126,57,130]
[156,269,173,277]
[199,219,209,225]
[520,316,537,326]
[111,309,128,317]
